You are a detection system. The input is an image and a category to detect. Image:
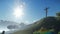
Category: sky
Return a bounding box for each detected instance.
[0,0,60,24]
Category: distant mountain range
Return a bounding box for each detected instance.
[0,20,27,32]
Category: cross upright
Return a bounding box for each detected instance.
[45,7,49,18]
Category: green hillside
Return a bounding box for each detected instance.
[13,12,60,34]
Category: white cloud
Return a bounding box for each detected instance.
[24,21,31,25]
[33,19,39,23]
[0,29,9,32]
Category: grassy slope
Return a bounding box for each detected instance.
[13,17,60,34]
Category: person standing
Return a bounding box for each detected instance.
[1,31,5,34]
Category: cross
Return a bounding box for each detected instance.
[44,7,49,18]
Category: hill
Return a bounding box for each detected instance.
[13,16,60,34]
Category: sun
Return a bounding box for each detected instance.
[13,5,24,18]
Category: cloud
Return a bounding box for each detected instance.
[0,29,9,32]
[7,25,19,30]
[33,19,39,23]
[14,0,26,7]
[24,21,31,25]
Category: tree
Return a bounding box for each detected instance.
[54,12,60,34]
[56,12,60,20]
[56,12,60,16]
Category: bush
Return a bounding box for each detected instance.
[33,31,40,34]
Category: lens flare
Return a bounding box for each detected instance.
[13,5,24,18]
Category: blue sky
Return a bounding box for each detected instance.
[0,0,60,24]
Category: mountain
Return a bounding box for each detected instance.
[13,16,60,34]
[1,16,60,34]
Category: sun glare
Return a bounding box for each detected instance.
[13,5,24,18]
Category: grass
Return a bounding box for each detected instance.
[33,30,60,34]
